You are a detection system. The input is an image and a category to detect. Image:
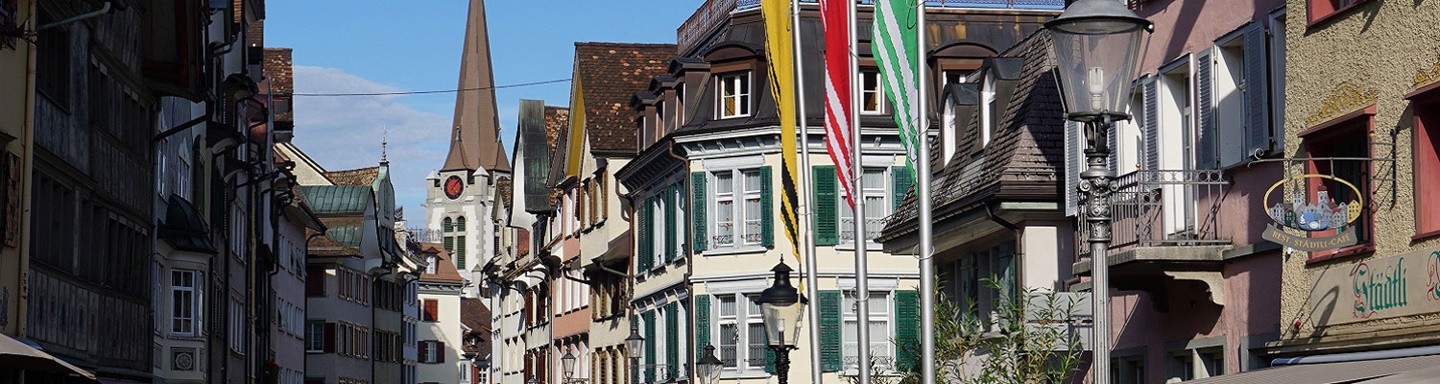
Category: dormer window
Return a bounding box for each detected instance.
[657,100,667,133]
[981,72,997,147]
[716,72,751,119]
[861,70,888,115]
[425,256,437,275]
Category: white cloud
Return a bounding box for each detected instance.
[290,66,452,221]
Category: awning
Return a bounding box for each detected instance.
[1182,353,1440,384]
[158,194,217,254]
[0,333,98,382]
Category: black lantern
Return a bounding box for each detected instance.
[562,350,577,381]
[695,344,723,384]
[753,262,804,349]
[625,326,645,361]
[1046,0,1152,122]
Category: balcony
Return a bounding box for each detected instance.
[636,363,685,384]
[1072,170,1231,310]
[677,0,1065,55]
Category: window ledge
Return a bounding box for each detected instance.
[834,242,884,251]
[1414,229,1440,242]
[719,372,771,379]
[1307,243,1376,265]
[702,246,767,257]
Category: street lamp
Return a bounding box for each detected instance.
[562,350,577,383]
[695,345,723,384]
[626,325,645,384]
[752,261,805,384]
[1044,1,1152,383]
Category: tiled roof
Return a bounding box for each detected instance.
[460,297,492,354]
[419,243,467,283]
[573,42,676,154]
[298,185,373,216]
[324,167,380,187]
[495,175,512,212]
[883,30,1065,240]
[546,106,571,187]
[307,225,359,257]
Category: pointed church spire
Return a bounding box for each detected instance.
[441,0,510,174]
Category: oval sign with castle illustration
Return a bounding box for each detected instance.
[1261,174,1364,251]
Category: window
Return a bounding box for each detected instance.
[839,168,888,244]
[1307,0,1369,25]
[716,72,752,119]
[841,291,892,371]
[171,269,201,336]
[420,340,446,363]
[230,297,245,354]
[861,70,886,114]
[1113,355,1146,384]
[35,10,69,106]
[942,70,970,87]
[1209,24,1277,169]
[426,256,438,275]
[306,321,325,352]
[714,294,766,373]
[657,100,667,133]
[423,299,439,322]
[1303,108,1374,261]
[980,73,997,146]
[711,169,763,249]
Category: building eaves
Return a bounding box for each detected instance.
[573,42,677,155]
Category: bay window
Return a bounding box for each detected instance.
[171,269,201,336]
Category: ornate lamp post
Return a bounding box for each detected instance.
[562,350,578,383]
[752,262,805,384]
[1044,1,1152,383]
[695,345,724,384]
[626,325,645,384]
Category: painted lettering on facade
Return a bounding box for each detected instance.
[1309,247,1440,327]
[1352,257,1407,319]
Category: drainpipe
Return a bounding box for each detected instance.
[16,0,37,345]
[983,203,1025,294]
[37,1,112,31]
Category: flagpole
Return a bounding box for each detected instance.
[789,1,824,384]
[850,1,872,384]
[913,4,937,384]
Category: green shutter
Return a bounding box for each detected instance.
[895,290,920,372]
[695,295,711,356]
[818,290,843,372]
[666,302,679,379]
[644,311,657,384]
[691,172,708,253]
[764,347,777,373]
[638,201,653,272]
[813,166,839,246]
[760,166,774,248]
[456,236,466,270]
[443,236,453,253]
[665,186,677,263]
[892,166,913,212]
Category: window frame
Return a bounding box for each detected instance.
[860,69,887,115]
[306,321,325,353]
[1412,92,1440,240]
[713,293,768,376]
[1300,105,1377,263]
[715,71,753,119]
[1306,0,1371,27]
[839,290,895,374]
[170,269,201,336]
[837,168,890,247]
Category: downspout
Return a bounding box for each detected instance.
[16,0,37,342]
[37,1,111,31]
[983,203,1024,295]
[614,167,638,384]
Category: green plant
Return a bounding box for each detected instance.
[891,278,1086,384]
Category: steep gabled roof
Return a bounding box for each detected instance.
[324,167,380,187]
[572,42,676,155]
[882,30,1065,241]
[419,243,467,283]
[546,106,571,188]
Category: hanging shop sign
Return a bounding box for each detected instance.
[1307,246,1440,327]
[1261,174,1364,252]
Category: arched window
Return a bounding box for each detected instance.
[456,216,467,231]
[442,217,453,232]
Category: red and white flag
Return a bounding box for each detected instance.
[820,0,855,207]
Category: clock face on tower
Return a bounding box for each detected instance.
[444,176,464,200]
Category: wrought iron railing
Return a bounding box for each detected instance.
[679,0,1065,54]
[838,217,888,243]
[1078,170,1231,258]
[637,363,685,384]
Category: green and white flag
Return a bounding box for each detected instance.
[872,0,921,177]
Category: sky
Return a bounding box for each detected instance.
[265,0,702,222]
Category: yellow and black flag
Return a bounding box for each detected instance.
[760,0,803,266]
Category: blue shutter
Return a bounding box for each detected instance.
[1143,77,1160,172]
[1244,24,1272,158]
[1197,51,1217,170]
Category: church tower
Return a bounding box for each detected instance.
[426,0,509,298]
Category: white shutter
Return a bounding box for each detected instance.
[1196,50,1217,170]
[1065,120,1082,217]
[1243,24,1271,158]
[1143,77,1160,172]
[1107,116,1119,176]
